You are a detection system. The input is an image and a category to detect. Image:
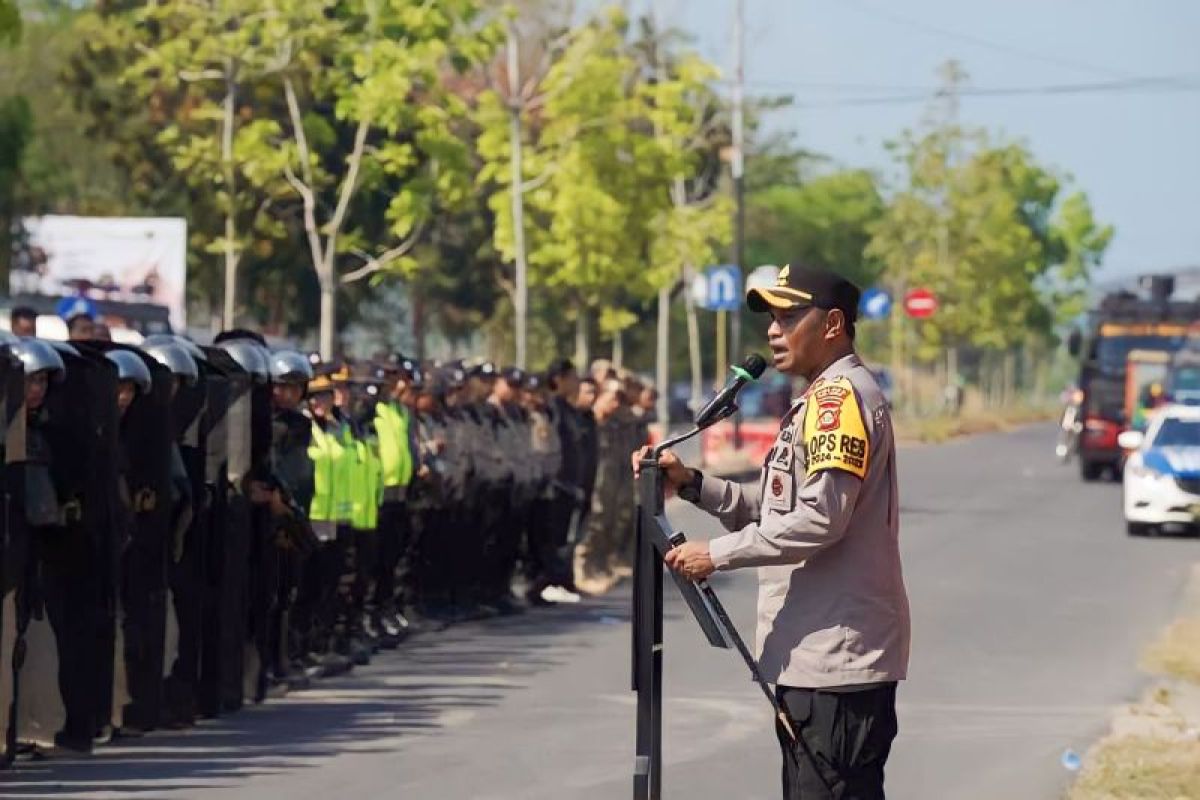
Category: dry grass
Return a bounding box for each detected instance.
[1143,618,1200,684]
[1067,735,1200,800]
[895,407,1057,444]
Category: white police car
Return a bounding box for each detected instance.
[1120,404,1200,535]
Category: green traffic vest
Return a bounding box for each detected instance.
[308,420,353,523]
[375,402,414,489]
[343,426,382,531]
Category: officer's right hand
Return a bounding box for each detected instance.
[631,446,693,491]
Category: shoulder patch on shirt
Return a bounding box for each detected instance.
[803,376,869,479]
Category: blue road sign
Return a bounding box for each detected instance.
[859,287,892,320]
[703,264,743,311]
[55,296,98,320]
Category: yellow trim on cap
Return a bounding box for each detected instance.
[308,375,335,393]
[747,286,814,310]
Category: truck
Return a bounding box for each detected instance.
[1067,275,1200,481]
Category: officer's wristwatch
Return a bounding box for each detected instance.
[678,469,704,504]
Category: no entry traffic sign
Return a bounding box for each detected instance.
[903,288,938,319]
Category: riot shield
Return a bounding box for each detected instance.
[92,343,174,732]
[196,352,230,718]
[19,343,120,747]
[199,348,252,715]
[1,348,25,763]
[245,377,279,701]
[163,356,207,726]
[0,348,26,595]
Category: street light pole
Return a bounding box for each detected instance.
[507,19,529,370]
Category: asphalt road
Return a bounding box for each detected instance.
[3,423,1196,799]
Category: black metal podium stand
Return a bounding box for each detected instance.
[632,421,795,800]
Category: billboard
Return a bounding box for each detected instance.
[11,215,187,331]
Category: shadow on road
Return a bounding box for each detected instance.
[0,592,632,797]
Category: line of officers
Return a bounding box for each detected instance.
[0,329,652,762]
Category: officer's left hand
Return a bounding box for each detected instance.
[664,540,715,582]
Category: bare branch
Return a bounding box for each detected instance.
[283,76,318,190]
[519,169,553,194]
[282,159,325,276]
[179,68,226,82]
[339,221,427,284]
[325,117,372,262]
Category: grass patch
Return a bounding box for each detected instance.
[1067,735,1200,800]
[1143,618,1200,684]
[895,407,1057,444]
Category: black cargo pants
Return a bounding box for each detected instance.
[775,683,898,800]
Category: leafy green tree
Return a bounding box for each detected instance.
[0,0,18,43]
[232,0,500,357]
[867,62,1112,366]
[747,169,884,289]
[476,6,731,365]
[125,0,297,330]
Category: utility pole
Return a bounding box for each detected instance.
[731,0,746,448]
[651,2,672,431]
[507,19,529,370]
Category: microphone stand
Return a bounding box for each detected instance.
[631,404,795,800]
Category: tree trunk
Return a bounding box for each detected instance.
[574,311,589,368]
[319,268,336,359]
[413,288,426,360]
[612,327,624,370]
[655,286,670,426]
[221,67,238,330]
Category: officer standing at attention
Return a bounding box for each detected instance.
[642,264,911,800]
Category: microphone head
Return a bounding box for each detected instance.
[741,353,767,380]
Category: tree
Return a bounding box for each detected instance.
[476,6,730,368]
[634,12,732,414]
[126,0,295,330]
[0,0,25,277]
[747,169,884,291]
[867,61,1112,394]
[230,0,499,357]
[0,0,18,44]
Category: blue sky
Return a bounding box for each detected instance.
[629,0,1200,280]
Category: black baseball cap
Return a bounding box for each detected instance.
[746,263,861,321]
[499,366,525,386]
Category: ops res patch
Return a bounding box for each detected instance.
[802,376,870,479]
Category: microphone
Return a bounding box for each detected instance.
[694,353,767,429]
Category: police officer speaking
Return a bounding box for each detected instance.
[639,263,911,800]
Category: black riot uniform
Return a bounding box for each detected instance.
[267,349,319,691]
[481,367,527,615]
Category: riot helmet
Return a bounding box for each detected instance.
[217,338,270,384]
[11,338,66,382]
[270,349,315,385]
[46,340,80,358]
[144,334,207,364]
[142,340,199,386]
[105,349,153,393]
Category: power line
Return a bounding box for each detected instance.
[841,0,1133,80]
[748,75,1200,109]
